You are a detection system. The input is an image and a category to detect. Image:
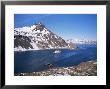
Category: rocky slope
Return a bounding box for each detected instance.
[14,22,74,51]
[15,60,97,76]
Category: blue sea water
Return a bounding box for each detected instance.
[14,44,97,73]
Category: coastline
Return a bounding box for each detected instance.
[15,60,97,76]
[14,48,75,52]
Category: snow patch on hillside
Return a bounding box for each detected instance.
[14,22,75,51]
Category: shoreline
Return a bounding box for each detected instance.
[14,48,75,52]
[15,60,97,76]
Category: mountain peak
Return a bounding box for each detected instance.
[34,22,44,26]
[14,22,75,51]
[38,22,43,25]
[32,22,45,31]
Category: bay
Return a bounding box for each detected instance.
[14,44,97,74]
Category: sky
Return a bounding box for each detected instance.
[14,14,97,41]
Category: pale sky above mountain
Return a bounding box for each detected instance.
[14,14,97,41]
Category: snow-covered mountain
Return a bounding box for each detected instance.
[66,39,97,44]
[14,22,74,51]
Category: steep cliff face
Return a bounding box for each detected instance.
[14,22,74,51]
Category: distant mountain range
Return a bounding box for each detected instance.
[14,22,74,51]
[66,39,97,44]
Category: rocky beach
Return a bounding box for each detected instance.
[15,60,97,76]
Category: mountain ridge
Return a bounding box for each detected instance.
[66,39,97,44]
[14,22,74,51]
